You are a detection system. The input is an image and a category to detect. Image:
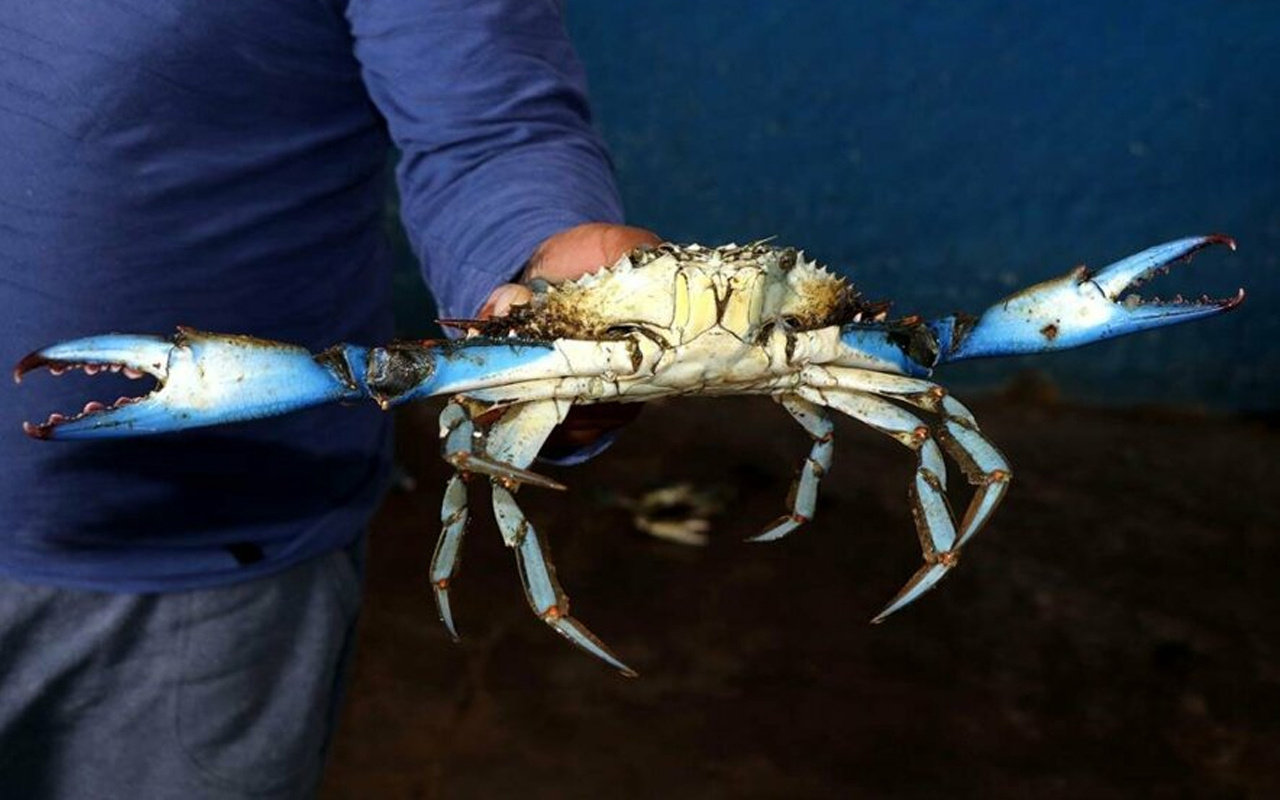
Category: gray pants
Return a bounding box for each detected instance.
[0,542,364,799]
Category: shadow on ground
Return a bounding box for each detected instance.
[323,389,1279,799]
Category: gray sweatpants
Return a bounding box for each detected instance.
[0,542,364,799]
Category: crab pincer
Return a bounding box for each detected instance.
[933,234,1243,363]
[14,328,368,439]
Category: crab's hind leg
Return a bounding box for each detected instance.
[483,399,637,677]
[750,395,835,542]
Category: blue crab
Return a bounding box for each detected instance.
[15,235,1243,675]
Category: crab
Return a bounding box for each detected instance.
[14,235,1243,675]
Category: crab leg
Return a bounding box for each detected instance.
[806,367,1012,547]
[482,400,637,676]
[438,401,565,491]
[750,395,834,542]
[797,386,975,622]
[14,328,639,439]
[930,401,1012,549]
[932,235,1242,363]
[433,473,471,640]
[431,399,571,638]
[430,402,479,640]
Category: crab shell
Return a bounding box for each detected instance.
[484,242,880,345]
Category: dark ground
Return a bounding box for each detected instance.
[321,387,1279,799]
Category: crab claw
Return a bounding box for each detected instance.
[14,328,368,439]
[934,235,1243,363]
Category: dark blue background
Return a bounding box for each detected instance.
[394,0,1278,410]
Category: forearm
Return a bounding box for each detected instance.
[346,0,625,318]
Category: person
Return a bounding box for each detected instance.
[0,1,656,796]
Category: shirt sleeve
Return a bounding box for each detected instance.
[345,0,624,320]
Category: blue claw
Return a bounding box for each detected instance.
[15,326,599,440]
[14,328,368,439]
[933,235,1243,364]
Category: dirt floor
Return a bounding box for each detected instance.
[321,386,1280,799]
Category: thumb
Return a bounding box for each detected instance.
[479,283,533,320]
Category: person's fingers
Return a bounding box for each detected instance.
[479,283,532,320]
[480,223,660,323]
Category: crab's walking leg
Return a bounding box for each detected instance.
[797,386,971,622]
[433,473,470,640]
[430,402,480,640]
[431,398,572,638]
[807,368,1013,548]
[750,395,834,542]
[483,400,637,677]
[440,404,566,492]
[928,398,1011,549]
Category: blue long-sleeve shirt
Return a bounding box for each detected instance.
[0,0,624,590]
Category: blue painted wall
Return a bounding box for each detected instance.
[396,0,1279,410]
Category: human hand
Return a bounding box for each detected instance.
[479,222,662,318]
[479,223,662,458]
